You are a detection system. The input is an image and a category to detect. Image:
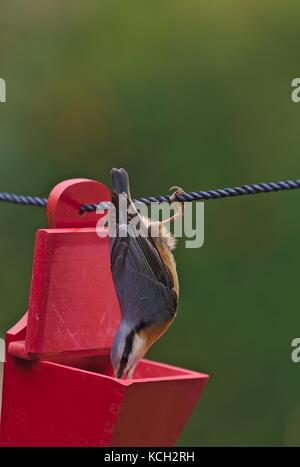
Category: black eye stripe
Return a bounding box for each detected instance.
[117,324,148,378]
[117,356,128,378]
[123,330,135,358]
[117,330,135,378]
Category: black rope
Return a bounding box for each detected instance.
[81,179,300,213]
[0,179,300,213]
[0,192,47,208]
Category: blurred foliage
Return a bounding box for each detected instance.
[1,0,300,446]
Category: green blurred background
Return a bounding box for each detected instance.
[1,1,300,446]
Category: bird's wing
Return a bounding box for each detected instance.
[110,219,177,326]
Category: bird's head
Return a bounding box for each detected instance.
[111,321,146,379]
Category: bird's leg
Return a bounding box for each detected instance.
[160,186,186,225]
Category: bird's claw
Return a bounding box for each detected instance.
[169,186,186,217]
[169,186,186,203]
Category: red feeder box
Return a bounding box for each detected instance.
[0,178,208,447]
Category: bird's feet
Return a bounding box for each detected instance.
[169,186,186,217]
[169,186,186,203]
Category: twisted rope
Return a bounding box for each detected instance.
[81,179,300,213]
[0,179,300,213]
[0,192,47,208]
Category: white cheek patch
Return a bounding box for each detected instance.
[126,333,146,377]
[133,333,146,357]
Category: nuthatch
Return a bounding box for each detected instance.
[109,168,184,379]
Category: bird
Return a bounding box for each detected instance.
[109,168,184,379]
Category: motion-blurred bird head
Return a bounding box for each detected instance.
[111,321,147,379]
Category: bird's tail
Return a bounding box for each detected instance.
[111,168,132,198]
[111,168,135,223]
